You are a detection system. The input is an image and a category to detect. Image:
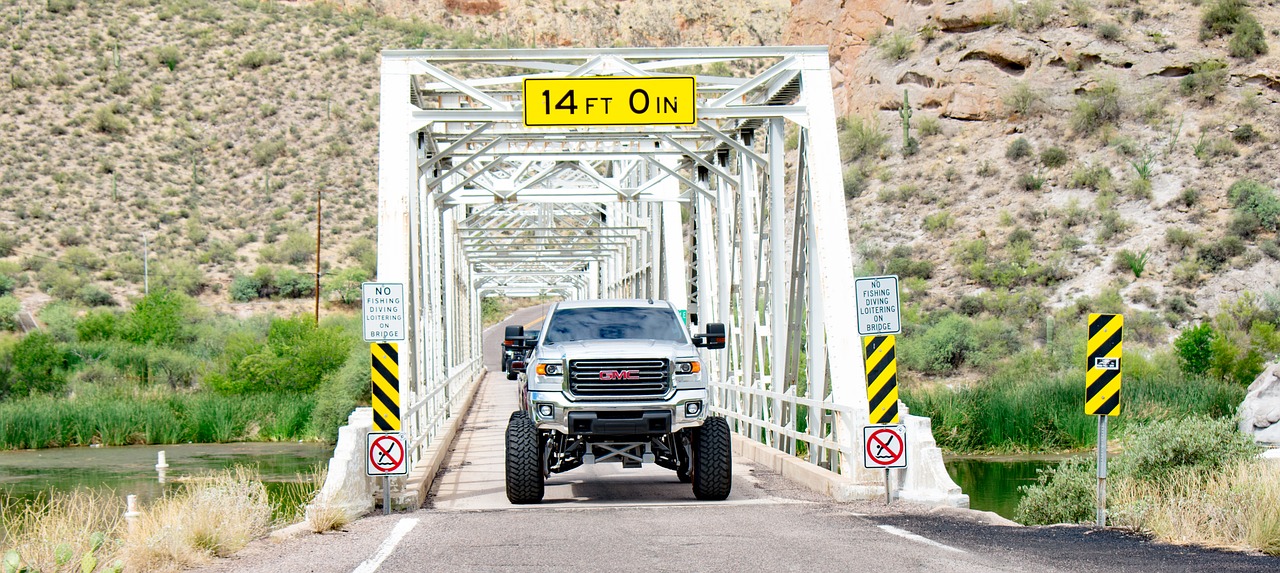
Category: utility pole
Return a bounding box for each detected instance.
[314,188,323,325]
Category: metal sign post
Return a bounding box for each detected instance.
[1096,415,1107,527]
[863,425,907,504]
[1086,313,1123,528]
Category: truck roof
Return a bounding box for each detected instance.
[552,299,673,310]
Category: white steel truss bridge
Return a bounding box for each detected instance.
[374,47,964,505]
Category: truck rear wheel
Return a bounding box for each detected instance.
[505,413,544,504]
[691,416,732,500]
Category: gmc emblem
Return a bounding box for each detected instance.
[599,370,641,381]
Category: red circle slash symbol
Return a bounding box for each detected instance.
[370,436,404,473]
[866,429,904,466]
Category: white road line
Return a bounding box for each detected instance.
[877,525,966,553]
[351,518,419,573]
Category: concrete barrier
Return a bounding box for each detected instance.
[306,407,376,524]
[733,408,967,508]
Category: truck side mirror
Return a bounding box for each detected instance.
[504,325,525,349]
[694,323,727,350]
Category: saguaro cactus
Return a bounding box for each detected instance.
[900,89,918,156]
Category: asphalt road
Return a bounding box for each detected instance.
[190,306,1278,573]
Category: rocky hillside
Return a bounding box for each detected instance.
[787,0,1280,323]
[1,0,1278,330]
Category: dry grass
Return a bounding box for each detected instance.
[122,467,272,572]
[1112,460,1280,555]
[0,489,124,573]
[305,499,352,534]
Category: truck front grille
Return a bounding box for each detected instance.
[568,359,669,399]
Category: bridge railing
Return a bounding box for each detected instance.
[405,355,483,466]
[710,376,858,472]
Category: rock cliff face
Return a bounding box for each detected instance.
[783,0,1280,319]
[1242,363,1280,444]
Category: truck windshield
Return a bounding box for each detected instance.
[543,307,687,344]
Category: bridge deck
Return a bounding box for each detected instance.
[429,369,783,510]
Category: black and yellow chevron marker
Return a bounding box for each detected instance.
[371,342,401,432]
[863,335,900,425]
[1086,313,1123,416]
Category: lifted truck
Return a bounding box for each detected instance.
[504,299,728,503]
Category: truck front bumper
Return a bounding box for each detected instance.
[527,389,709,434]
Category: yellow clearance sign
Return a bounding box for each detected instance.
[523,77,696,127]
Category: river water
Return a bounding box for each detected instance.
[0,442,333,518]
[945,455,1070,521]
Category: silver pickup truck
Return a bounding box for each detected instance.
[503,299,729,503]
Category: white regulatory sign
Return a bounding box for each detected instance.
[362,282,405,342]
[366,432,408,476]
[863,425,907,469]
[855,275,901,336]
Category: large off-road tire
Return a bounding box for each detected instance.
[505,413,544,504]
[506,370,518,380]
[691,416,732,500]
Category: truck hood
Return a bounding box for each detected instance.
[536,339,696,361]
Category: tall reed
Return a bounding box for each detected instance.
[0,393,317,450]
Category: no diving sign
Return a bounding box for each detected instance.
[366,432,408,476]
[863,425,907,469]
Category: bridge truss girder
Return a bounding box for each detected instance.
[376,47,960,498]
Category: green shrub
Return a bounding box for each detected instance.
[1227,179,1280,231]
[840,116,888,162]
[0,274,14,297]
[1006,0,1056,31]
[879,31,915,61]
[7,332,67,398]
[1231,124,1258,144]
[122,290,194,347]
[156,259,207,296]
[1229,212,1262,239]
[230,274,261,302]
[923,211,954,233]
[324,268,368,306]
[75,284,115,307]
[259,231,313,265]
[843,164,869,199]
[76,310,120,342]
[1096,22,1122,41]
[1069,164,1112,191]
[1228,17,1268,59]
[1179,59,1229,100]
[346,238,377,276]
[251,139,287,167]
[1039,147,1069,168]
[1263,240,1280,261]
[1197,236,1246,270]
[1121,416,1260,478]
[0,295,19,332]
[90,105,130,135]
[1115,249,1150,278]
[1016,456,1097,525]
[1005,137,1033,160]
[1201,0,1249,40]
[1070,78,1122,135]
[1209,333,1266,385]
[917,116,941,137]
[155,46,182,71]
[1017,172,1046,191]
[207,316,354,394]
[1004,82,1043,116]
[1174,323,1217,376]
[240,49,283,69]
[308,345,370,442]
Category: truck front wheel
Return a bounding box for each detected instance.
[691,416,732,500]
[505,413,544,504]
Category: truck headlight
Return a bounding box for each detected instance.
[676,361,701,375]
[536,363,562,376]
